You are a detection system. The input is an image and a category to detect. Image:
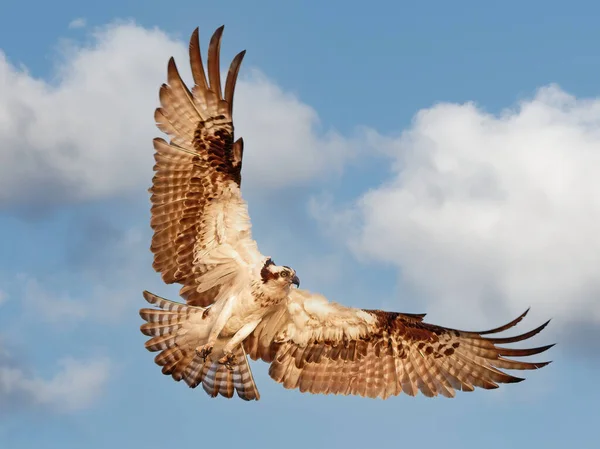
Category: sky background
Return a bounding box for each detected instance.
[1,1,599,448]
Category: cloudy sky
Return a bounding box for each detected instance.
[1,1,598,448]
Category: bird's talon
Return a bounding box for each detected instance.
[196,344,214,361]
[218,351,235,371]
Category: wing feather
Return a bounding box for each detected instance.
[224,51,246,113]
[246,289,553,398]
[189,28,209,91]
[150,27,263,306]
[207,26,224,101]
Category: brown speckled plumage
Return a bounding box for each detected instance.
[150,26,251,308]
[246,307,552,398]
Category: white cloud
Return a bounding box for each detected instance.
[235,70,355,190]
[18,274,149,326]
[15,226,157,325]
[0,290,6,306]
[0,21,361,208]
[68,18,86,29]
[0,22,184,206]
[21,277,89,323]
[318,85,600,329]
[0,356,111,412]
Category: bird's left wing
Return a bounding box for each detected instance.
[150,27,263,306]
[245,289,553,398]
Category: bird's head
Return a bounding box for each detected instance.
[260,258,300,290]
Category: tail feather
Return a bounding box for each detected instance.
[141,321,181,336]
[199,346,260,401]
[155,347,183,375]
[140,290,260,401]
[235,347,261,400]
[145,334,178,351]
[183,353,205,388]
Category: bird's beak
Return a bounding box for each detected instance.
[291,274,300,288]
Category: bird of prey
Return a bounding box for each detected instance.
[139,26,553,401]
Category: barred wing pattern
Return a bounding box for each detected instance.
[150,26,262,307]
[245,289,553,398]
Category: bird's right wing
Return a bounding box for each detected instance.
[245,289,553,398]
[150,27,264,307]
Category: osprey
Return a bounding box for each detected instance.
[140,26,553,401]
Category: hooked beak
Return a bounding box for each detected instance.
[291,274,300,288]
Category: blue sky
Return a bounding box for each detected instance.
[1,1,599,448]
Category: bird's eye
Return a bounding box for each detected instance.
[281,271,289,278]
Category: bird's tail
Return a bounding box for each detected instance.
[139,290,260,401]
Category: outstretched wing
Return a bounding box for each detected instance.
[150,26,262,306]
[245,289,553,398]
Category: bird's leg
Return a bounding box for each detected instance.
[195,296,235,361]
[218,319,261,369]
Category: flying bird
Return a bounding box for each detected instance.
[140,26,553,401]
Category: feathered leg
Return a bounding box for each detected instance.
[219,319,262,369]
[139,290,260,400]
[195,294,236,361]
